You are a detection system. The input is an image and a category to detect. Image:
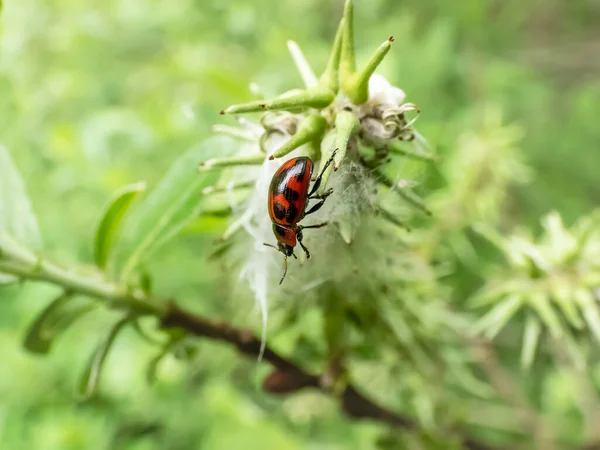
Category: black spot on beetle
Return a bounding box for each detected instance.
[273,203,286,220]
[274,224,288,237]
[285,203,299,223]
[283,187,300,202]
[295,171,305,182]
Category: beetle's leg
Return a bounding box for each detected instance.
[308,188,333,200]
[296,230,311,259]
[305,199,327,216]
[298,240,311,260]
[298,222,328,230]
[306,187,334,215]
[308,149,338,197]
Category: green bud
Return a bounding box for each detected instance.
[319,18,344,93]
[221,86,335,115]
[220,100,267,115]
[315,130,337,196]
[198,153,265,170]
[333,110,359,170]
[266,86,335,111]
[339,0,394,105]
[339,0,357,77]
[270,114,327,159]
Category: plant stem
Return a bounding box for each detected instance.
[0,259,163,316]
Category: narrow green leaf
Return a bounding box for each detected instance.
[23,293,95,354]
[472,224,513,262]
[551,284,584,330]
[146,347,170,385]
[472,294,522,340]
[574,288,600,342]
[528,291,563,339]
[389,141,437,162]
[115,136,236,281]
[521,313,542,370]
[287,40,318,88]
[468,280,525,308]
[94,182,146,270]
[0,146,42,283]
[391,184,432,216]
[378,207,410,231]
[132,318,163,346]
[211,124,257,141]
[199,153,265,169]
[0,146,41,249]
[77,316,130,399]
[560,331,586,371]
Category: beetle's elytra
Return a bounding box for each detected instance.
[264,150,337,284]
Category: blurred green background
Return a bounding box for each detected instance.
[1,0,599,448]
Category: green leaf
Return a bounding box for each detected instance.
[146,348,169,385]
[287,40,318,89]
[472,294,522,340]
[521,313,542,370]
[528,291,563,338]
[0,146,42,283]
[94,181,146,270]
[468,279,528,308]
[23,293,95,354]
[574,288,600,342]
[551,284,584,330]
[77,316,131,399]
[114,136,237,280]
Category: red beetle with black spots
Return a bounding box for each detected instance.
[264,150,337,284]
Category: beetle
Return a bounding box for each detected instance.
[264,150,338,284]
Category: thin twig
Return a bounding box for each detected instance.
[0,245,502,450]
[161,302,501,450]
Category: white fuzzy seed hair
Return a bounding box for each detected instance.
[221,129,382,360]
[218,73,430,360]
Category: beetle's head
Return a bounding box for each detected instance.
[263,242,297,284]
[277,242,294,257]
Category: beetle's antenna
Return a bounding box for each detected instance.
[279,256,288,284]
[263,243,279,252]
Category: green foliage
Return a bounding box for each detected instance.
[94,181,146,270]
[77,316,132,399]
[473,212,600,368]
[114,136,235,281]
[0,146,41,283]
[1,0,600,449]
[23,293,96,355]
